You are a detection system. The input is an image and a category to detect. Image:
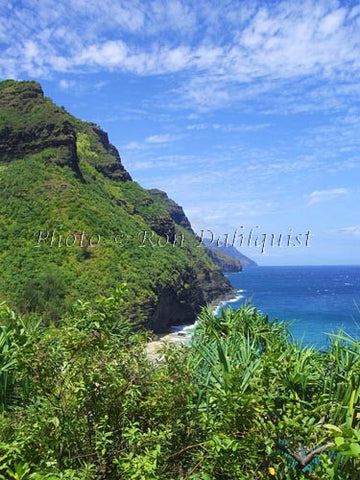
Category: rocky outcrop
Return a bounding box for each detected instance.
[0,80,80,175]
[147,266,233,332]
[148,189,193,233]
[87,123,131,181]
[0,80,131,182]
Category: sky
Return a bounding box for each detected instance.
[1,0,360,265]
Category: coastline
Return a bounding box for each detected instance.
[146,287,244,356]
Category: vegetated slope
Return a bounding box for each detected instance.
[0,80,233,331]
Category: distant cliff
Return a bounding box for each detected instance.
[0,80,233,332]
[205,248,242,272]
[202,238,257,268]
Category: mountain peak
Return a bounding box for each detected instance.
[0,79,131,182]
[0,79,79,174]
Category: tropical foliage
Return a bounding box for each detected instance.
[0,293,359,479]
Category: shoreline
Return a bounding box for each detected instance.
[146,288,244,357]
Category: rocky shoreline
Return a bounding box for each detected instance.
[145,289,243,357]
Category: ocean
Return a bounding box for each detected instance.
[225,265,360,348]
[168,265,360,349]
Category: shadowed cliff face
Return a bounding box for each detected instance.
[0,80,131,182]
[148,189,194,233]
[83,123,131,182]
[0,79,233,332]
[0,81,79,173]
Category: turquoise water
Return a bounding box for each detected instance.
[225,266,360,348]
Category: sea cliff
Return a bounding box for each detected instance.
[0,79,233,332]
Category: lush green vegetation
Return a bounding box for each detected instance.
[0,291,358,479]
[0,80,230,329]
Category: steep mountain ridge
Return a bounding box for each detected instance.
[0,80,233,332]
[202,238,258,268]
[148,189,194,232]
[205,248,242,272]
[147,189,242,273]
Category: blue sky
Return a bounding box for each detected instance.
[1,0,360,265]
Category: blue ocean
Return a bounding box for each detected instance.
[224,266,360,348]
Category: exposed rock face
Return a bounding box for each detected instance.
[147,266,233,332]
[141,191,234,330]
[87,123,131,181]
[148,189,194,233]
[141,191,234,331]
[148,216,176,243]
[0,80,80,174]
[148,268,204,332]
[0,79,233,333]
[0,80,131,182]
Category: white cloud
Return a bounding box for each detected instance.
[336,226,360,236]
[58,79,76,90]
[186,122,270,132]
[318,8,347,36]
[145,134,179,144]
[122,141,144,151]
[2,0,360,112]
[121,134,180,154]
[213,122,271,132]
[78,40,128,68]
[306,188,349,205]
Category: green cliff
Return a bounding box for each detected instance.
[0,80,233,331]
